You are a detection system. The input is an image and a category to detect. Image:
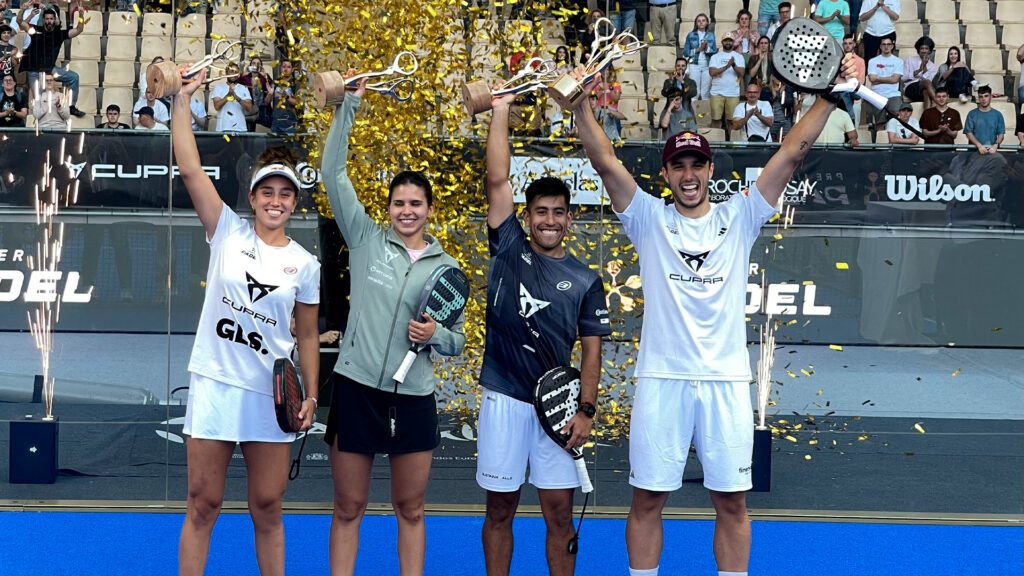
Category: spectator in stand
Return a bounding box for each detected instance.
[579,9,603,64]
[886,102,921,144]
[608,0,636,36]
[0,73,26,127]
[731,82,773,141]
[132,88,169,127]
[682,14,716,101]
[709,32,745,129]
[0,25,15,78]
[17,1,85,117]
[858,0,899,61]
[935,47,976,104]
[659,57,698,137]
[745,35,771,99]
[31,72,68,128]
[768,76,793,141]
[270,59,298,134]
[96,103,130,129]
[212,62,253,132]
[840,34,866,124]
[238,55,271,131]
[964,85,1005,155]
[817,106,859,146]
[1017,43,1023,104]
[0,0,15,25]
[1016,108,1023,147]
[919,86,962,145]
[648,1,675,45]
[848,0,865,36]
[731,10,760,54]
[766,2,792,39]
[902,36,938,110]
[133,105,168,131]
[549,45,575,136]
[865,37,902,141]
[813,0,850,41]
[170,91,208,131]
[593,66,623,140]
[757,0,781,36]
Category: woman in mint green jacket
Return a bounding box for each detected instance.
[321,75,466,576]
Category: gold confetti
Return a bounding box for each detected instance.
[952,368,961,376]
[785,435,798,443]
[829,344,843,351]
[913,422,925,434]
[223,134,230,142]
[835,262,849,269]
[804,454,812,460]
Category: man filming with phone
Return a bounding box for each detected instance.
[17,0,86,117]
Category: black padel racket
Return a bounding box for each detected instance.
[770,19,888,109]
[273,357,309,480]
[534,365,595,494]
[392,264,469,384]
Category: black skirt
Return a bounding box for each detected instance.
[323,373,440,455]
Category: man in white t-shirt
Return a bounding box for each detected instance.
[133,106,169,131]
[858,0,900,61]
[865,38,903,137]
[211,63,253,132]
[885,102,921,144]
[731,82,774,141]
[565,52,861,576]
[708,32,745,129]
[169,94,208,131]
[132,88,169,127]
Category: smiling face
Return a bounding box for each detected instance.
[388,183,433,242]
[556,46,568,62]
[249,175,297,232]
[675,58,687,76]
[745,83,760,104]
[662,154,714,217]
[523,194,572,255]
[917,43,932,60]
[948,47,960,63]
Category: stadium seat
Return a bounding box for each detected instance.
[71,114,96,129]
[176,13,207,38]
[995,1,1024,23]
[959,1,992,22]
[175,37,207,63]
[504,19,534,46]
[702,127,726,142]
[140,36,172,64]
[693,98,711,127]
[973,73,1006,92]
[715,0,742,23]
[927,22,961,46]
[71,34,101,60]
[924,1,956,22]
[537,18,565,45]
[646,71,670,100]
[647,45,677,72]
[876,129,889,144]
[103,60,136,88]
[619,48,642,71]
[470,19,500,43]
[218,0,244,13]
[964,23,997,47]
[1000,24,1024,46]
[893,22,924,44]
[621,124,650,140]
[103,35,138,61]
[101,87,134,117]
[66,60,98,86]
[210,14,244,40]
[856,128,874,144]
[992,101,1017,129]
[617,71,645,98]
[74,86,97,114]
[969,48,1005,73]
[680,0,712,23]
[106,12,139,36]
[617,97,649,126]
[897,0,919,21]
[142,12,173,37]
[78,11,103,36]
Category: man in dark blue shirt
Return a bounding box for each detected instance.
[477,88,611,576]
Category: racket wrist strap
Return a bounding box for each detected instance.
[820,90,841,105]
[308,396,318,405]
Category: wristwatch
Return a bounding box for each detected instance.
[577,401,597,418]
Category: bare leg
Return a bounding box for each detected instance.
[241,441,291,576]
[179,438,235,576]
[709,489,751,572]
[390,450,434,576]
[537,488,577,576]
[482,489,521,576]
[625,487,670,571]
[329,447,373,576]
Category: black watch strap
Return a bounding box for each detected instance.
[578,401,596,418]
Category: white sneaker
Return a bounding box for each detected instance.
[959,94,969,103]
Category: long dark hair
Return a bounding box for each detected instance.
[388,170,433,205]
[944,46,962,67]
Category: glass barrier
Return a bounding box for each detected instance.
[1,132,1020,520]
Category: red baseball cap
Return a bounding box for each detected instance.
[662,131,712,165]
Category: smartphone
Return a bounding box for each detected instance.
[249,66,257,72]
[34,3,41,8]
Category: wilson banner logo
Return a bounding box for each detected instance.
[885,175,993,202]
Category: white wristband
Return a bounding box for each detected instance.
[307,397,318,405]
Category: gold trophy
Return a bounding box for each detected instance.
[146,39,243,98]
[313,51,418,107]
[462,57,559,115]
[548,17,645,109]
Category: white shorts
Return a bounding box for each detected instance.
[475,389,579,492]
[183,373,295,443]
[629,378,753,493]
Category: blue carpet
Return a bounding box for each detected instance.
[0,511,1021,575]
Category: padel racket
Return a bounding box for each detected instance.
[273,357,309,480]
[770,18,925,138]
[534,366,595,495]
[392,264,469,384]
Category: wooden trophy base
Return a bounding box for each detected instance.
[547,74,587,110]
[314,71,347,108]
[147,60,188,98]
[462,80,493,115]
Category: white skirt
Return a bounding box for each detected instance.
[183,373,295,443]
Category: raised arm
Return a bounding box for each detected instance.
[568,67,638,212]
[486,88,518,228]
[171,68,223,239]
[321,72,376,245]
[66,2,85,38]
[17,5,36,32]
